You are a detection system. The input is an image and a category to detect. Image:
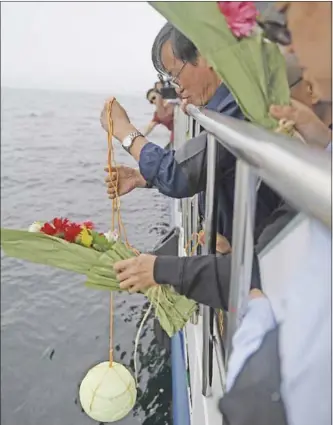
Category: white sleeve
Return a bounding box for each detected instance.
[226,297,277,392]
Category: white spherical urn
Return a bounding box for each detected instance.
[79,361,137,423]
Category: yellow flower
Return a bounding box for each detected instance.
[80,227,93,247]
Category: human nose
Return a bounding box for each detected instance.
[175,86,184,96]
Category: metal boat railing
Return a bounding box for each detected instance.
[173,104,332,398]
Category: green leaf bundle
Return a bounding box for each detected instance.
[1,228,197,337]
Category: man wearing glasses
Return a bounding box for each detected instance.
[100,22,282,309]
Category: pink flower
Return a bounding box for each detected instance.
[217,2,258,38]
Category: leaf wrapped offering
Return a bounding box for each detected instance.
[1,218,197,337]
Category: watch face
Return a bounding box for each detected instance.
[122,136,132,149]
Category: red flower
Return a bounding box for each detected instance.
[217,2,258,38]
[83,221,94,230]
[39,217,91,243]
[64,223,82,242]
[41,217,70,237]
[52,217,69,233]
[41,222,57,236]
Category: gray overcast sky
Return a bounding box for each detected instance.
[1,2,166,94]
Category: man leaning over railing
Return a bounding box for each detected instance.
[100,20,330,310]
[100,23,283,308]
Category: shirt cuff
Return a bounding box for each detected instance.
[139,142,165,183]
[153,256,184,289]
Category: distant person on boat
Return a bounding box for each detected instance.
[142,84,175,149]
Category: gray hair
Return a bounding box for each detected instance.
[256,2,286,26]
[151,23,199,75]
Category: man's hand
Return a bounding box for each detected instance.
[270,99,331,149]
[104,166,146,199]
[100,97,136,142]
[198,231,232,254]
[114,254,158,293]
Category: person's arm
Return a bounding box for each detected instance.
[219,325,288,425]
[137,132,233,198]
[100,103,213,198]
[103,130,213,199]
[100,98,238,199]
[226,293,277,391]
[153,253,259,309]
[142,120,158,137]
[153,204,297,309]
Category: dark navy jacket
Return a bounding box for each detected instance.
[139,84,281,244]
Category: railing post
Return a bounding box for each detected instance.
[226,160,258,364]
[173,105,187,150]
[192,120,201,248]
[192,198,199,244]
[187,116,195,253]
[187,199,193,253]
[190,120,200,324]
[190,120,201,253]
[202,134,218,397]
[173,105,189,251]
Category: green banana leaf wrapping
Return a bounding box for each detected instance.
[149,1,290,130]
[1,228,197,337]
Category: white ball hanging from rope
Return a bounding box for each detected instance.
[79,361,137,423]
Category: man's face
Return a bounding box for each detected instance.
[280,2,332,102]
[148,90,158,105]
[160,40,220,106]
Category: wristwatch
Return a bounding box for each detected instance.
[122,131,143,153]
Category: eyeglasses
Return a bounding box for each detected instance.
[149,96,156,104]
[169,62,188,88]
[289,76,303,89]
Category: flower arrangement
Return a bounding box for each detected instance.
[217,1,258,38]
[1,218,197,337]
[30,217,118,248]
